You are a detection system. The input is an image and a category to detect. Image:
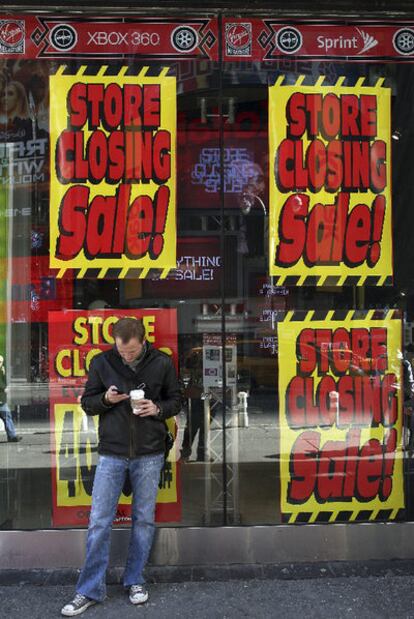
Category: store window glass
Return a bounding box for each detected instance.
[0,14,226,527]
[0,14,414,532]
[222,57,413,525]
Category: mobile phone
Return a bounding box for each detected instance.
[113,387,124,394]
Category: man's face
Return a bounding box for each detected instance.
[115,337,144,363]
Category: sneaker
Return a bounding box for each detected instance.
[7,436,22,442]
[61,593,97,616]
[129,584,148,605]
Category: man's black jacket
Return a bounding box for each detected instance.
[80,343,181,457]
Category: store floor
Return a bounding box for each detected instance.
[2,574,414,618]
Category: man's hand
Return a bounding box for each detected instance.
[134,398,159,417]
[105,385,130,405]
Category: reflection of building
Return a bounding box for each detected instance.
[3,7,414,576]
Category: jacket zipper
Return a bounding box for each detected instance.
[127,374,146,457]
[129,413,134,458]
[129,381,134,457]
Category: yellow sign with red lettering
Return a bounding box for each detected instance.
[269,77,392,286]
[54,403,176,508]
[49,309,180,526]
[278,310,404,523]
[49,66,176,277]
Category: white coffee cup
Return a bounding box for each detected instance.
[130,389,145,415]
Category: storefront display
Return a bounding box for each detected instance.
[2,9,414,564]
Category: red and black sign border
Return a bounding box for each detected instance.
[31,16,218,60]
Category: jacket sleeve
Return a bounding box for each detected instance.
[80,356,113,416]
[156,357,183,420]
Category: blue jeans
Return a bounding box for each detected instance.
[76,452,165,602]
[0,403,17,440]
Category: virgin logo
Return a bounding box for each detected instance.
[0,21,24,47]
[227,24,250,48]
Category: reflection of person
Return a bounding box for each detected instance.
[0,356,21,443]
[180,349,208,462]
[403,346,414,449]
[0,76,34,143]
[61,318,181,616]
[11,59,49,130]
[0,79,29,124]
[237,160,267,257]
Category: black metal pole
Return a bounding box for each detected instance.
[218,11,228,525]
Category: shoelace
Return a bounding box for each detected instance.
[73,593,87,605]
[130,585,144,593]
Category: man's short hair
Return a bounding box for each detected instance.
[113,317,145,344]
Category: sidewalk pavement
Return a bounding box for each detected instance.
[2,575,414,619]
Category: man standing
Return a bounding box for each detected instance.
[179,348,207,461]
[0,355,22,443]
[61,317,181,616]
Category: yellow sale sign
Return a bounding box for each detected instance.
[269,77,392,286]
[278,310,404,523]
[54,403,177,508]
[50,66,176,277]
[49,309,180,526]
